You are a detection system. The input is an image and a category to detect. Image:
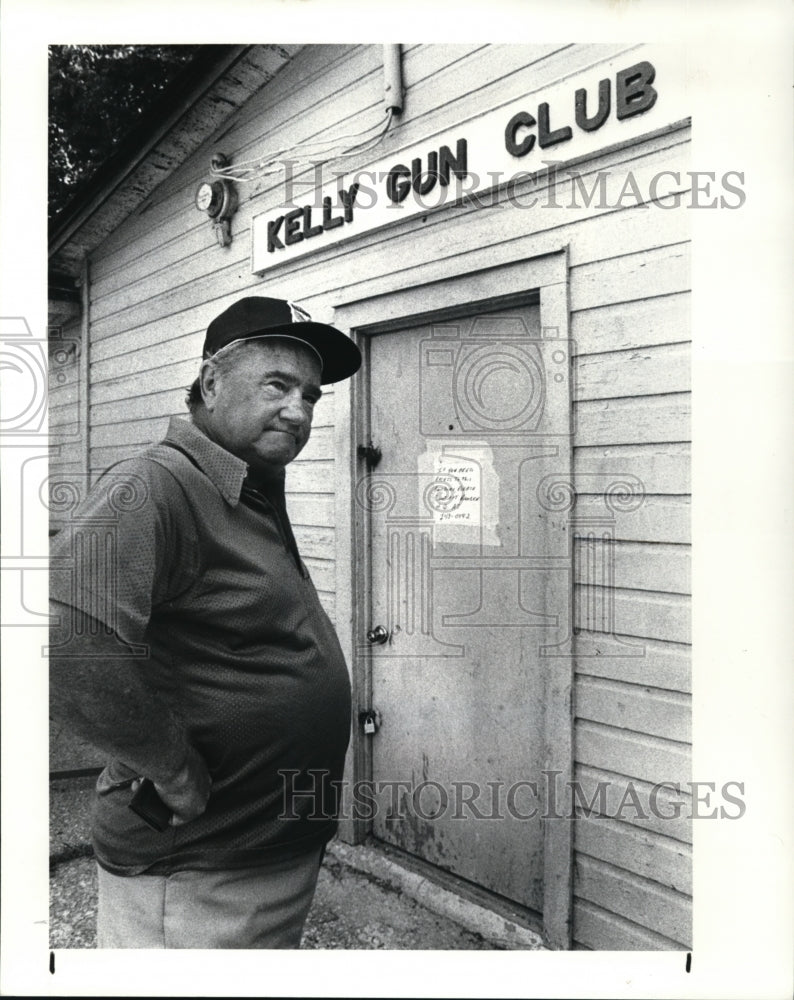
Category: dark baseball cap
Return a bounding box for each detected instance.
[203,296,361,384]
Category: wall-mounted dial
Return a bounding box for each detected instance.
[195,180,225,217]
[194,171,238,247]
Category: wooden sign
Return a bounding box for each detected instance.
[251,44,687,273]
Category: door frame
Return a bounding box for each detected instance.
[331,246,574,948]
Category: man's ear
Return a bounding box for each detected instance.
[200,359,220,412]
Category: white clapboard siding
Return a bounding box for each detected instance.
[91,387,192,425]
[571,243,689,312]
[573,495,690,544]
[89,194,687,382]
[574,393,690,447]
[574,540,690,595]
[49,367,79,399]
[575,343,690,401]
[85,153,688,418]
[292,526,334,560]
[292,147,692,305]
[574,633,690,692]
[572,342,692,965]
[575,676,691,742]
[574,443,690,495]
[90,361,198,406]
[573,899,687,951]
[91,171,687,343]
[575,587,690,643]
[574,855,691,946]
[570,292,690,355]
[284,461,335,495]
[91,329,204,377]
[576,721,691,788]
[575,815,692,894]
[286,495,335,528]
[91,415,171,450]
[573,765,693,844]
[50,400,78,430]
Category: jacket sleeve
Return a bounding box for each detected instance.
[49,457,198,648]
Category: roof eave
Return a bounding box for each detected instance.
[48,44,302,276]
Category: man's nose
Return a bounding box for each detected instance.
[279,388,311,425]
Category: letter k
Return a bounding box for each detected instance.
[268,216,285,252]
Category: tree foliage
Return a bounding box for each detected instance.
[49,45,201,223]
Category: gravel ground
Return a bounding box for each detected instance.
[49,778,491,950]
[50,852,490,950]
[50,856,98,949]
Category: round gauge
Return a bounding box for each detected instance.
[195,181,222,215]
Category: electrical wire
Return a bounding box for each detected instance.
[220,111,392,169]
[211,117,391,181]
[210,109,394,184]
[228,111,392,174]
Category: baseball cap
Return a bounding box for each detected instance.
[203,296,361,385]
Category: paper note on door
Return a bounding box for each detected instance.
[419,443,500,546]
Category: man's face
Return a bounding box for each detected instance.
[201,338,323,470]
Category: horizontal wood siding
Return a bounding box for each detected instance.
[76,43,691,948]
[48,318,84,537]
[569,125,691,948]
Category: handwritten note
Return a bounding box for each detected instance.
[419,443,500,546]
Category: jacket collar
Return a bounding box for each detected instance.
[163,417,250,507]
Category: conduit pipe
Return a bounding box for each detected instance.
[383,44,403,115]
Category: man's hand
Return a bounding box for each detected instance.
[135,745,213,826]
[50,603,215,827]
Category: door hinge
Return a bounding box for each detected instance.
[357,442,382,468]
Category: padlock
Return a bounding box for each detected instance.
[360,709,380,735]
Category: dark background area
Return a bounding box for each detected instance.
[49,45,200,221]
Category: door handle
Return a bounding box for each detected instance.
[366,625,389,645]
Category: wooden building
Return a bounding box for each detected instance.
[49,43,693,950]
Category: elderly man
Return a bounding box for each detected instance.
[49,296,361,948]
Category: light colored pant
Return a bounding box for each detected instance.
[96,847,323,949]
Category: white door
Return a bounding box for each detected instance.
[360,300,573,913]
